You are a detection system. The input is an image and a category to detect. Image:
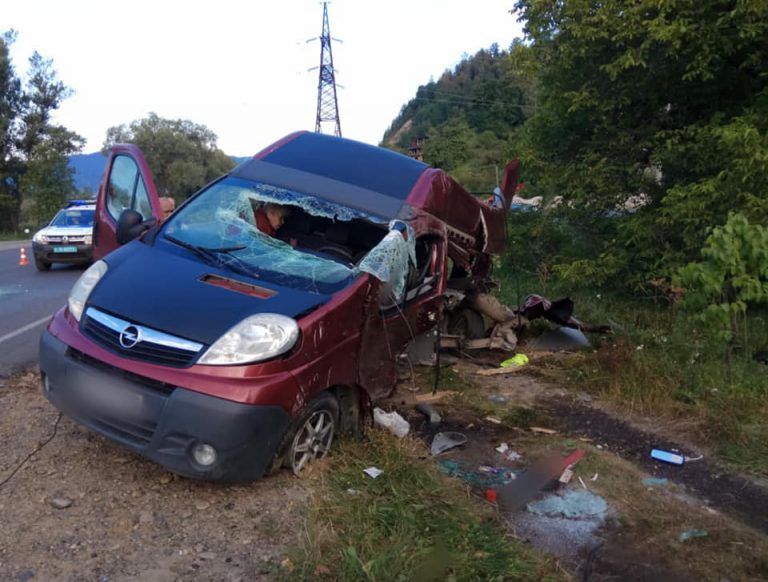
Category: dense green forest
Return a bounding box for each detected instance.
[386,0,767,292]
[386,1,768,472]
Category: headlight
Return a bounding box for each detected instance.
[84,235,93,245]
[68,260,108,322]
[198,313,299,365]
[33,232,48,244]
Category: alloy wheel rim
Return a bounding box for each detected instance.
[290,410,335,475]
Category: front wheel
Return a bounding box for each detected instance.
[34,257,51,271]
[282,392,339,476]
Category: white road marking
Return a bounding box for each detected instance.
[0,315,52,345]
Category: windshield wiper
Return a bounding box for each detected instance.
[164,234,260,278]
[207,247,263,279]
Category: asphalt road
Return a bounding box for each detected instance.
[0,240,85,378]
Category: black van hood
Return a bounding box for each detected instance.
[87,240,330,346]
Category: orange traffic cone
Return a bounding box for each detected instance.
[19,247,29,266]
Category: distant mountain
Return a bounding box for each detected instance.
[68,153,251,194]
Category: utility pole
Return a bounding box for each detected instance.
[312,2,342,136]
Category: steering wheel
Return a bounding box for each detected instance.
[316,245,354,264]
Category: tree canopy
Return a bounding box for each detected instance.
[102,113,235,202]
[510,0,768,287]
[0,30,83,230]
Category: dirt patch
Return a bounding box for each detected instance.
[0,370,306,581]
[544,395,768,535]
[386,359,768,581]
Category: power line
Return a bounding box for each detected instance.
[409,91,539,111]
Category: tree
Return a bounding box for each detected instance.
[0,31,83,230]
[512,0,768,287]
[675,213,768,379]
[21,132,79,226]
[102,113,235,203]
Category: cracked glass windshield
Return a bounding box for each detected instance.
[162,177,361,294]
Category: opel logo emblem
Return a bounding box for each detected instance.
[119,325,141,349]
[62,236,69,244]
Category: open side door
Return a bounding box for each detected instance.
[93,144,162,261]
[358,235,446,401]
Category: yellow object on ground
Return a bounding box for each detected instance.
[500,354,529,368]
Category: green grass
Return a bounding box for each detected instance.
[282,432,562,581]
[492,264,768,476]
[0,231,29,241]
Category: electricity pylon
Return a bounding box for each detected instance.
[311,2,342,136]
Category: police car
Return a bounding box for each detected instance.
[32,200,96,271]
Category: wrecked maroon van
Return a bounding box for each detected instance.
[39,131,520,482]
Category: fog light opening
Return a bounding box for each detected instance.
[191,443,217,467]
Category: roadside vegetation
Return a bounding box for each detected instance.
[386,1,768,477]
[282,431,563,582]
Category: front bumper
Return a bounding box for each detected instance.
[39,330,292,482]
[33,241,93,264]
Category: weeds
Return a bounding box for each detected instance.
[283,432,561,581]
[493,262,768,475]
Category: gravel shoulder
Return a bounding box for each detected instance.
[0,370,307,581]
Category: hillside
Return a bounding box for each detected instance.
[382,43,528,192]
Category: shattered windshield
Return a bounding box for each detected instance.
[162,177,360,294]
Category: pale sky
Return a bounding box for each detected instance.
[4,0,523,155]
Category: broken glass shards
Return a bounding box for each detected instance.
[245,181,387,224]
[357,220,416,302]
[164,181,356,294]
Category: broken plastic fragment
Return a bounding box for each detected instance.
[430,432,467,456]
[559,468,574,484]
[678,528,708,543]
[363,467,383,479]
[651,449,685,465]
[415,403,442,425]
[373,408,410,438]
[530,426,557,435]
[495,444,523,462]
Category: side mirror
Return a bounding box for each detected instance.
[116,209,157,245]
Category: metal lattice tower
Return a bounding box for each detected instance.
[314,2,342,136]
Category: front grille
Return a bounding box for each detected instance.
[82,308,204,368]
[47,236,87,243]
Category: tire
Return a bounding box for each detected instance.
[34,257,51,271]
[280,392,339,476]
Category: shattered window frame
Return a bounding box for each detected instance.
[161,176,424,298]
